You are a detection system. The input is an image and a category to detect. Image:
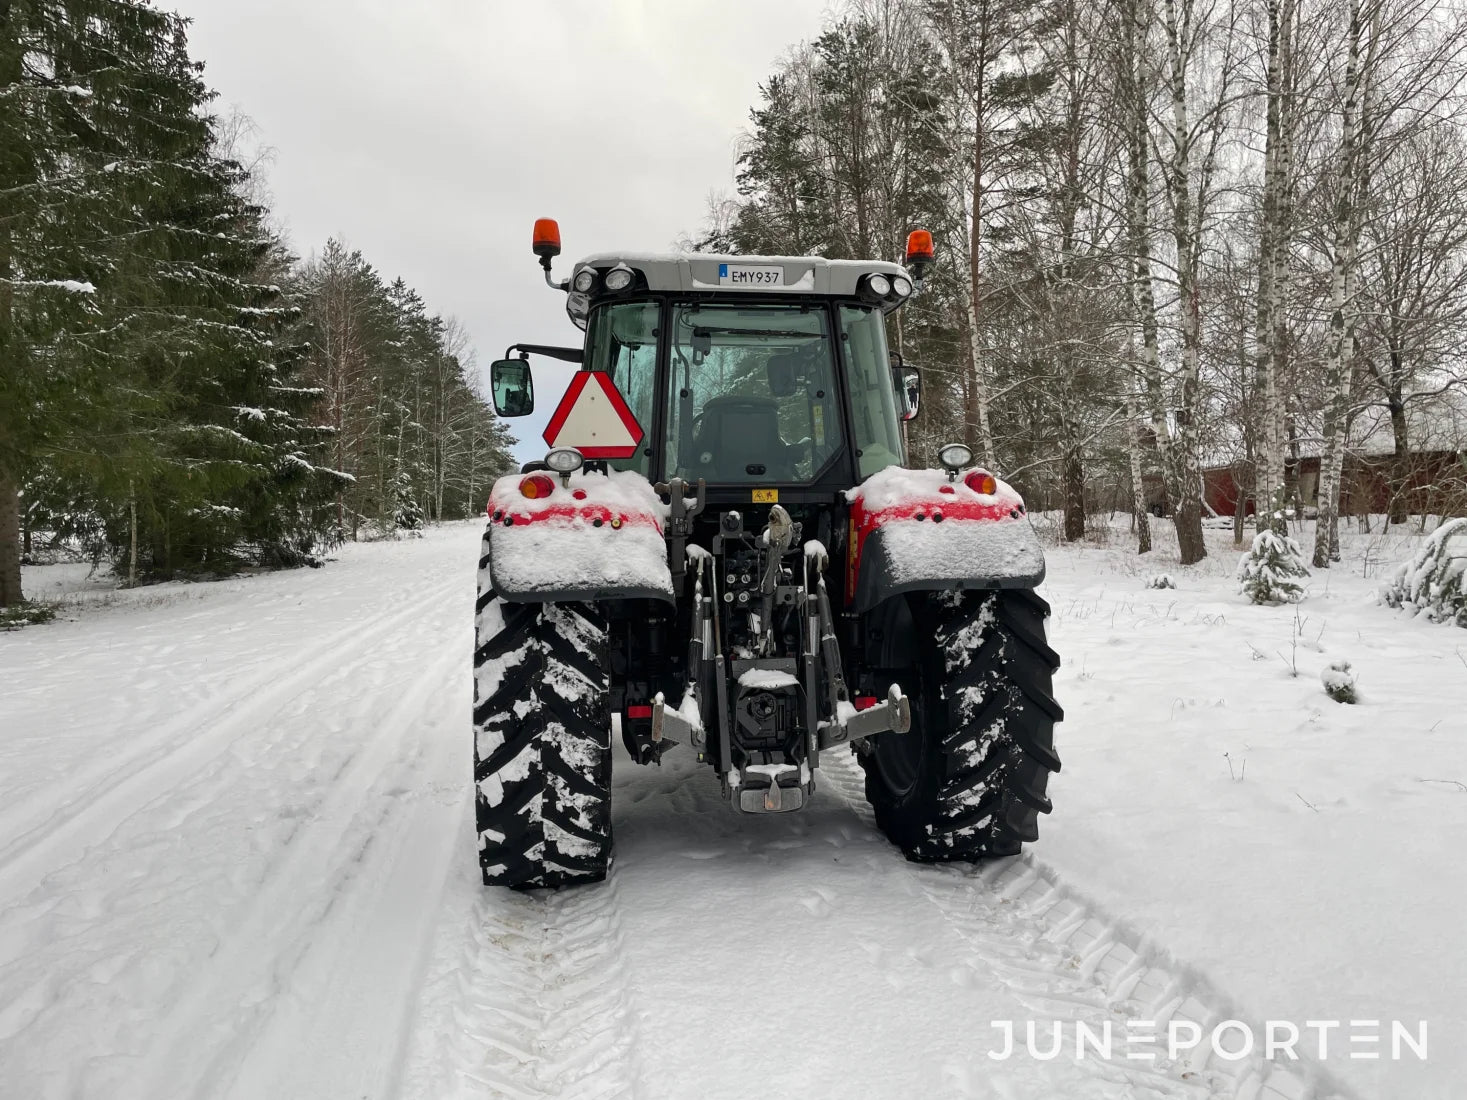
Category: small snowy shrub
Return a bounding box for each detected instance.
[1238,529,1310,604]
[1380,517,1467,627]
[1321,659,1358,704]
[0,602,57,630]
[1145,574,1176,590]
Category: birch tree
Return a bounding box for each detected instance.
[1157,0,1240,564]
[1313,0,1366,565]
[1253,0,1296,532]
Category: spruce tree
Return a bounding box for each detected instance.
[1,0,176,603]
[1238,528,1310,605]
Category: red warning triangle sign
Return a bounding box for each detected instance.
[543,371,645,459]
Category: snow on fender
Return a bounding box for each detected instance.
[844,465,1046,612]
[484,468,674,603]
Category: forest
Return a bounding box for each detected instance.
[0,2,515,611]
[693,0,1467,565]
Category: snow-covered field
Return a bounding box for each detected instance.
[1,519,1462,1099]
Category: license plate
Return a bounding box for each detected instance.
[719,263,783,287]
[752,489,779,503]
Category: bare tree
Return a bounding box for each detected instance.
[1156,0,1242,563]
[1252,0,1297,531]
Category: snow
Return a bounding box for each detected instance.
[846,467,1044,589]
[486,468,673,598]
[1037,517,1467,1100]
[1321,659,1359,703]
[1381,516,1467,625]
[488,519,672,598]
[876,518,1046,586]
[9,278,96,295]
[2,517,1463,1098]
[847,462,1022,511]
[737,668,800,690]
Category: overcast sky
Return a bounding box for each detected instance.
[167,1,831,461]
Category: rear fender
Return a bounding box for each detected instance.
[484,469,674,604]
[846,466,1045,613]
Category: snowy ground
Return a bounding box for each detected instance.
[1036,517,1467,1100]
[1,518,1462,1099]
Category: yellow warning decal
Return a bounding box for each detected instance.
[752,489,780,504]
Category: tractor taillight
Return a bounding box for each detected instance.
[854,695,879,711]
[519,474,556,499]
[965,470,998,496]
[627,704,653,719]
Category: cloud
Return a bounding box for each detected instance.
[171,0,830,461]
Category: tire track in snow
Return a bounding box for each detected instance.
[219,673,470,1100]
[820,751,1362,1100]
[0,573,460,906]
[118,637,468,1100]
[0,579,438,847]
[406,874,643,1100]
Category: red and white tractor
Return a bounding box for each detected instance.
[474,220,1062,888]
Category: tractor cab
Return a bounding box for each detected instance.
[489,222,928,503]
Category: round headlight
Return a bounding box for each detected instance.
[866,273,892,299]
[604,265,634,292]
[544,447,585,475]
[891,275,912,298]
[572,269,597,293]
[938,443,973,471]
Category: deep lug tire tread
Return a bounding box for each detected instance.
[474,591,612,890]
[861,588,1062,862]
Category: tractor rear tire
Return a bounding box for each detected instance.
[860,588,1062,862]
[473,589,613,889]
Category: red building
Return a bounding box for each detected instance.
[1142,394,1467,519]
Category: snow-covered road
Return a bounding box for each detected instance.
[1,522,1458,1099]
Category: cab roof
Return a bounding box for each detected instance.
[571,252,908,299]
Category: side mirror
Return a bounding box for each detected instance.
[893,364,921,422]
[491,358,535,417]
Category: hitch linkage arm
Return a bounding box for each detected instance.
[803,543,911,751]
[651,540,714,757]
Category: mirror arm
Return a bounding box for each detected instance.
[503,343,584,365]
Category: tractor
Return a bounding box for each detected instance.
[474,219,1062,888]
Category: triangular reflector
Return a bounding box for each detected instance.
[543,371,645,459]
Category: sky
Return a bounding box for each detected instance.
[167,1,833,463]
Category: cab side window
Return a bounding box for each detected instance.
[840,306,905,478]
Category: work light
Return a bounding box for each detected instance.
[545,447,585,475]
[938,443,973,475]
[604,265,634,292]
[864,273,892,300]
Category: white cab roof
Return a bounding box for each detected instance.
[572,252,908,298]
